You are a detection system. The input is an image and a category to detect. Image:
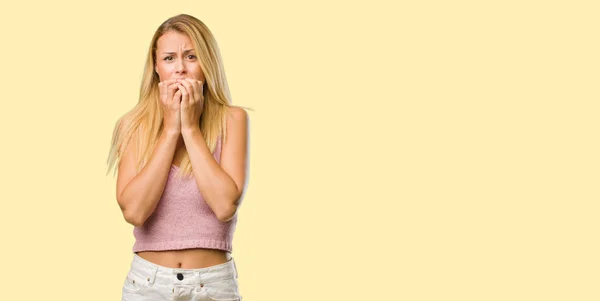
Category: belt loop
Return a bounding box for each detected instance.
[148,265,158,285]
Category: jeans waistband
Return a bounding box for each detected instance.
[129,253,238,286]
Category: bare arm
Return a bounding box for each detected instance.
[182,107,249,222]
[116,130,180,226]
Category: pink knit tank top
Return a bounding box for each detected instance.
[132,136,237,253]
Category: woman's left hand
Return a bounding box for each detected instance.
[178,78,205,131]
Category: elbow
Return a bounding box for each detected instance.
[217,204,239,222]
[118,194,150,227]
[128,217,145,227]
[123,208,146,227]
[216,189,242,222]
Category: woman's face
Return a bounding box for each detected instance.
[154,31,205,83]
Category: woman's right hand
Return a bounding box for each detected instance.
[159,79,182,135]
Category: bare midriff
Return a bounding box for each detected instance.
[136,248,231,269]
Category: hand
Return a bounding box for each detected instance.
[158,79,183,135]
[177,78,205,131]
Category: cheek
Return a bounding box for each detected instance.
[162,65,175,73]
[187,64,201,73]
[156,65,168,76]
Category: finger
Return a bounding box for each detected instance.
[185,78,201,102]
[178,83,189,105]
[178,80,193,104]
[162,78,178,85]
[167,82,179,104]
[174,90,182,107]
[159,79,178,100]
[181,79,196,102]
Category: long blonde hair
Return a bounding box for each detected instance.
[106,14,252,178]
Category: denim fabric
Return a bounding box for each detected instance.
[122,253,241,301]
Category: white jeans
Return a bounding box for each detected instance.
[122,253,242,301]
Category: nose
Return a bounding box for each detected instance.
[175,59,186,74]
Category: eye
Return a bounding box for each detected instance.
[187,55,196,59]
[164,56,173,61]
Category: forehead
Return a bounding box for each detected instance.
[156,31,193,51]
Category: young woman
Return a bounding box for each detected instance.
[107,14,250,301]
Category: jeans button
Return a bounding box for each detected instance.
[177,273,184,280]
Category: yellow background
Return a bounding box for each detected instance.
[0,0,598,300]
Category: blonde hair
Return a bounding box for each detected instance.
[106,14,252,178]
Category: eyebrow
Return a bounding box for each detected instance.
[162,49,195,55]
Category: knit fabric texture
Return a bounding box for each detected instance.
[132,136,237,253]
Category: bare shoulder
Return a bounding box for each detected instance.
[227,106,248,124]
[224,106,249,138]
